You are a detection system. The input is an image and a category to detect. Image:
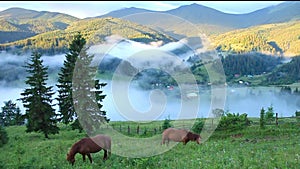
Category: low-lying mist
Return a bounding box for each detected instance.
[0,36,299,121]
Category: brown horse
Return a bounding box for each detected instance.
[66,134,111,165]
[161,128,201,145]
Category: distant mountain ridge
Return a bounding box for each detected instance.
[1,2,300,56]
[97,2,300,29]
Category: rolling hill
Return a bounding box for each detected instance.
[0,7,79,43]
[0,17,175,55]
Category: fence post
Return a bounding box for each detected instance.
[137,125,140,134]
[119,125,122,132]
[276,113,278,126]
[128,125,130,134]
[154,128,157,135]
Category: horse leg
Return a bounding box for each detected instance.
[107,148,111,158]
[103,149,108,160]
[87,153,93,163]
[82,154,86,162]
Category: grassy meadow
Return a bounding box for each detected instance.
[0,118,299,169]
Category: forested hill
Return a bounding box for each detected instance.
[0,7,79,43]
[0,17,175,55]
[211,21,300,57]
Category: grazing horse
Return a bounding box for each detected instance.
[161,128,201,145]
[66,134,111,165]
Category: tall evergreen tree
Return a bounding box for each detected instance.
[56,33,86,130]
[72,41,109,135]
[0,100,24,126]
[19,52,59,138]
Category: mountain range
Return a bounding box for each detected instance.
[0,1,300,56]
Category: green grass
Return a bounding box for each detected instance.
[0,119,299,169]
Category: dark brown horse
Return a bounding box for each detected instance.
[66,134,111,165]
[161,128,201,145]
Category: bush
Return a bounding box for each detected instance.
[260,108,265,129]
[217,112,251,131]
[265,105,275,124]
[162,118,172,130]
[192,120,204,133]
[0,126,8,147]
[296,111,300,122]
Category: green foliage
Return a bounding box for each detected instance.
[217,112,251,131]
[212,21,300,56]
[265,105,275,124]
[0,126,8,147]
[72,38,109,135]
[70,119,83,133]
[212,108,225,117]
[260,108,266,129]
[1,119,299,168]
[134,68,177,90]
[221,53,281,80]
[0,17,174,55]
[296,111,300,122]
[266,56,300,85]
[0,7,78,43]
[56,32,86,127]
[192,119,204,133]
[162,118,172,130]
[19,52,59,138]
[0,100,24,126]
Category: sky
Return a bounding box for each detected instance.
[0,1,284,19]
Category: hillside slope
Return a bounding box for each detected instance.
[0,17,175,55]
[0,7,79,43]
[211,21,300,56]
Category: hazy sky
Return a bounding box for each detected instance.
[0,1,284,19]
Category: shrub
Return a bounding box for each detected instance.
[162,118,172,130]
[217,112,251,131]
[265,105,275,124]
[260,108,265,129]
[192,120,204,133]
[0,126,8,147]
[296,111,300,122]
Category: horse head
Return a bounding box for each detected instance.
[66,153,75,165]
[187,132,201,144]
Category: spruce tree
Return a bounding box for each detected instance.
[19,52,59,138]
[72,42,109,135]
[56,33,86,130]
[0,100,24,126]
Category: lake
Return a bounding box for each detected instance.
[1,83,299,121]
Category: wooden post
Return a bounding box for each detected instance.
[154,128,157,134]
[276,113,278,126]
[128,125,130,134]
[119,125,122,132]
[137,125,140,134]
